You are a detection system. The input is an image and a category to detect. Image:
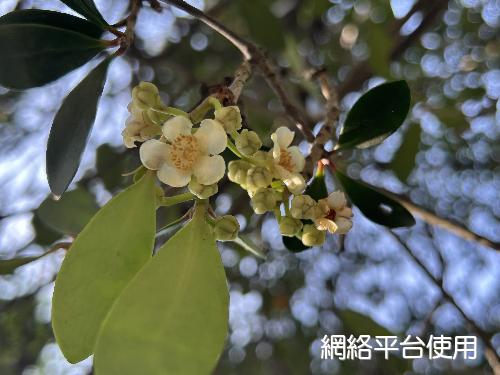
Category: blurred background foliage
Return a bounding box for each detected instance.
[0,0,499,374]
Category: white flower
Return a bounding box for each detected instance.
[270,127,306,192]
[139,116,227,187]
[314,191,353,234]
[122,103,162,148]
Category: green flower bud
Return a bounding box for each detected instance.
[290,195,319,220]
[253,150,272,164]
[214,215,240,241]
[279,217,303,237]
[246,166,272,191]
[214,106,242,133]
[301,224,326,247]
[235,129,262,156]
[188,178,218,199]
[132,82,163,110]
[228,160,252,187]
[251,188,278,214]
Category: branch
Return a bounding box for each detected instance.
[229,61,252,103]
[386,230,500,371]
[158,0,315,142]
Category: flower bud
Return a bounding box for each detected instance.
[188,178,218,199]
[214,215,240,241]
[246,166,272,191]
[214,106,242,133]
[290,195,319,220]
[228,160,252,187]
[253,150,272,164]
[283,173,306,195]
[122,116,162,148]
[279,217,303,237]
[132,82,163,110]
[235,129,262,156]
[301,224,327,247]
[251,188,278,214]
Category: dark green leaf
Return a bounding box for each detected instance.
[390,124,421,182]
[337,81,411,150]
[32,215,62,246]
[0,9,103,38]
[0,24,105,89]
[60,0,109,28]
[96,144,129,191]
[94,205,228,375]
[336,170,415,227]
[366,22,393,78]
[0,256,38,275]
[36,188,99,235]
[46,57,111,197]
[283,235,309,253]
[305,169,328,201]
[52,173,156,363]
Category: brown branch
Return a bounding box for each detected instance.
[158,0,315,142]
[386,230,500,372]
[229,61,252,103]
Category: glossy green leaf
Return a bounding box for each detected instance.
[94,205,229,375]
[337,81,411,150]
[339,310,394,337]
[36,188,98,235]
[52,173,156,363]
[60,0,109,28]
[0,24,105,89]
[283,235,309,253]
[0,9,103,38]
[336,171,415,228]
[305,169,328,201]
[46,57,111,197]
[390,124,421,182]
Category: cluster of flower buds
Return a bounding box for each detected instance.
[122,82,353,249]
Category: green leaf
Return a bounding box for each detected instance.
[305,168,328,201]
[36,188,98,236]
[283,235,309,253]
[337,81,411,150]
[0,9,103,38]
[60,0,109,28]
[336,170,415,228]
[52,173,156,363]
[366,22,393,78]
[390,124,421,182]
[0,24,105,89]
[46,57,111,197]
[94,205,229,375]
[96,144,129,191]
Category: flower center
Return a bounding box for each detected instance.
[325,209,337,221]
[279,149,295,172]
[169,134,200,171]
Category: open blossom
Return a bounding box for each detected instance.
[270,127,306,194]
[139,116,227,187]
[314,191,353,234]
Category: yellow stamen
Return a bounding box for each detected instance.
[169,134,200,171]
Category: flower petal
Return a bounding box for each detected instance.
[139,139,170,170]
[338,206,353,218]
[335,217,352,234]
[157,164,191,187]
[327,191,347,210]
[314,218,338,233]
[193,154,225,185]
[162,116,192,142]
[194,119,227,155]
[283,173,306,195]
[271,126,295,149]
[288,146,305,172]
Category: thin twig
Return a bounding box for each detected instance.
[386,230,500,372]
[229,61,252,103]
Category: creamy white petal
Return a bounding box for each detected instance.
[335,217,352,234]
[338,206,353,218]
[162,116,192,142]
[194,119,227,155]
[314,218,338,233]
[272,126,295,149]
[327,191,347,210]
[157,164,191,187]
[139,139,170,170]
[288,146,305,172]
[193,154,225,185]
[283,173,306,195]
